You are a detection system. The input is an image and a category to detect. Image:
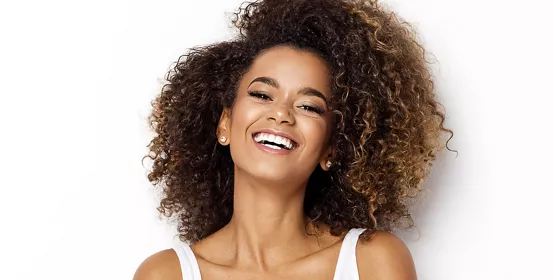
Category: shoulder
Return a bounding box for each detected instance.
[356,231,417,280]
[133,249,182,280]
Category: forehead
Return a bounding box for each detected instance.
[243,46,331,92]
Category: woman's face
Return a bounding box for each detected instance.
[220,45,334,186]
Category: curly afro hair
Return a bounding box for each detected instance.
[146,0,453,243]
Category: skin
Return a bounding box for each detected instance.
[134,46,417,280]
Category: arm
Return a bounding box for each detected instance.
[133,249,182,280]
[357,231,417,280]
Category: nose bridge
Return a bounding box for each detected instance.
[268,98,294,124]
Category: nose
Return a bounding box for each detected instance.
[267,104,295,125]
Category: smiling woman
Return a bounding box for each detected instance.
[225,47,335,181]
[135,0,452,279]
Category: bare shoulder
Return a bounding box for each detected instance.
[357,231,417,280]
[133,249,182,280]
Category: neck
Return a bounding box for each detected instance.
[222,170,314,270]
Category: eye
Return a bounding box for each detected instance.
[248,91,272,101]
[297,105,324,115]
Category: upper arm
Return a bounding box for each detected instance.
[357,231,417,280]
[133,249,182,280]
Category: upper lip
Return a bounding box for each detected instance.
[252,129,300,146]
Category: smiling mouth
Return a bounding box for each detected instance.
[252,132,298,151]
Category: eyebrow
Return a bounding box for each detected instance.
[248,76,329,105]
[249,76,280,89]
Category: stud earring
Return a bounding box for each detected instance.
[219,136,227,143]
[326,161,332,169]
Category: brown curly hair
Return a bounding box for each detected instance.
[146,0,453,243]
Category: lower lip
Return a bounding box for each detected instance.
[253,139,294,155]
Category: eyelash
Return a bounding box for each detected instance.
[298,105,324,114]
[247,91,324,115]
[248,91,271,100]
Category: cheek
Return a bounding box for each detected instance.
[299,119,330,151]
[229,99,261,138]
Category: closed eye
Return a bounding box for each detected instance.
[248,91,272,101]
[297,105,323,115]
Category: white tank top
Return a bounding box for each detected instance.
[172,228,366,280]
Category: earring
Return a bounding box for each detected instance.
[326,160,332,169]
[219,136,227,143]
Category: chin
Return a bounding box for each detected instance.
[238,163,298,186]
[253,166,292,183]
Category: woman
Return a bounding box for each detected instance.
[134,0,451,279]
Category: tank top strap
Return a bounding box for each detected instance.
[332,228,366,280]
[172,244,202,280]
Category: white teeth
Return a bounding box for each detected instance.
[263,143,282,150]
[254,133,262,142]
[253,132,295,150]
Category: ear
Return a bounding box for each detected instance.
[216,108,231,145]
[319,145,336,171]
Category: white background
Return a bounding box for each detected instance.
[1,0,553,279]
